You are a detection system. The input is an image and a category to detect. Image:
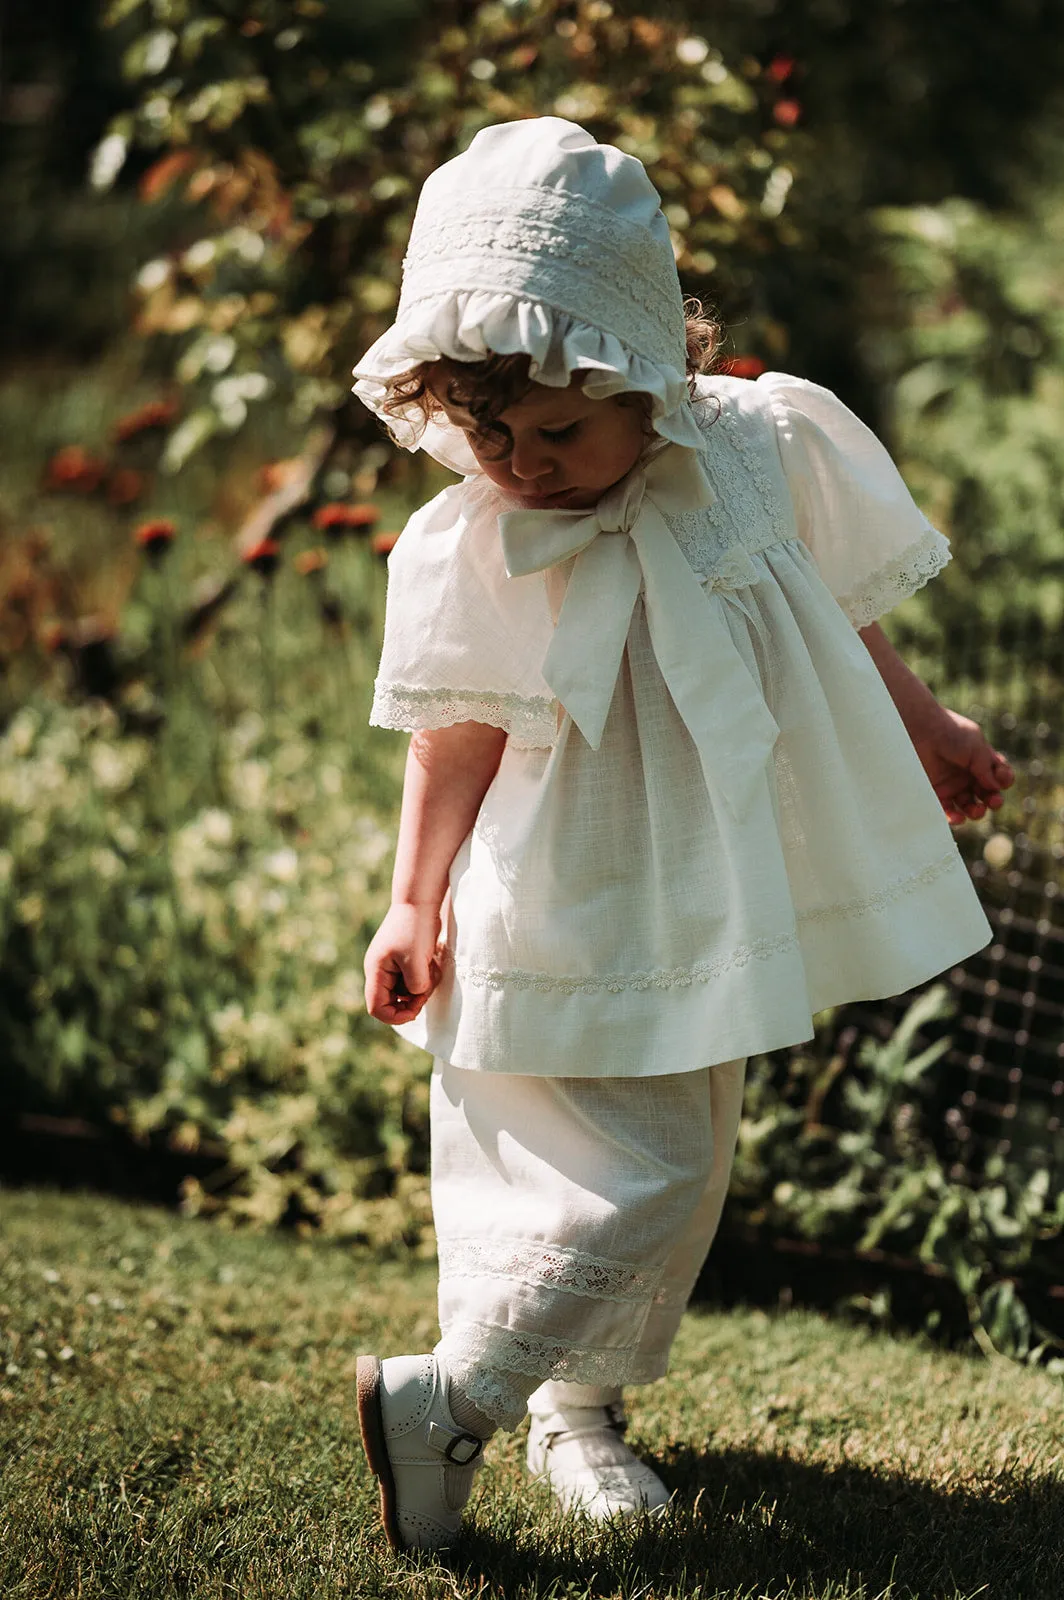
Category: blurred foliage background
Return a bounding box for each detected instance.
[2,0,1064,1362]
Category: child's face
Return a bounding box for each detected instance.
[433,378,648,510]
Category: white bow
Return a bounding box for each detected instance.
[498,445,779,820]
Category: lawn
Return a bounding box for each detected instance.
[1,1188,1062,1599]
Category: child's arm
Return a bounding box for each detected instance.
[858,622,1015,826]
[364,721,508,1025]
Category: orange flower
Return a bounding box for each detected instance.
[242,537,281,577]
[38,619,66,653]
[44,445,107,494]
[312,502,379,535]
[773,99,801,128]
[294,547,328,576]
[630,18,666,49]
[370,530,400,559]
[133,518,177,560]
[107,468,147,507]
[111,399,180,443]
[139,151,196,204]
[719,355,767,379]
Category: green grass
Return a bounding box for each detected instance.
[2,1189,1062,1599]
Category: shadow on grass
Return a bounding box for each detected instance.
[450,1443,1064,1599]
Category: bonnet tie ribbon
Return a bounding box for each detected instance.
[498,445,779,821]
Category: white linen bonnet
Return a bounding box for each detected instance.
[352,116,705,473]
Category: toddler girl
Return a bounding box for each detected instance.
[351,117,1012,1553]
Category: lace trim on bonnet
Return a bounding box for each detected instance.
[354,291,705,475]
[351,117,704,474]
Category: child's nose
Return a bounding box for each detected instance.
[509,435,553,481]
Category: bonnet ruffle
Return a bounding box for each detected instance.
[352,117,705,474]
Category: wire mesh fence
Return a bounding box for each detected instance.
[831,611,1064,1191]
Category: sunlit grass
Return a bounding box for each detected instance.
[2,1188,1062,1600]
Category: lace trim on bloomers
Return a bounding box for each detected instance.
[370,682,556,750]
[837,526,952,628]
[436,1238,662,1303]
[436,1320,664,1430]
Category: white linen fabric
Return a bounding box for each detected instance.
[371,371,990,1076]
[431,1057,747,1430]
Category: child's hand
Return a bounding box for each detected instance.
[364,903,444,1025]
[913,709,1015,827]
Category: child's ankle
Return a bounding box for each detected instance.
[447,1379,499,1441]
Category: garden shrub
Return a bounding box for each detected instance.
[0,612,432,1250]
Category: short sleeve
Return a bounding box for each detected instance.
[371,478,558,748]
[759,372,951,627]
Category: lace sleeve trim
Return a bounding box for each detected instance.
[370,681,557,749]
[837,526,951,628]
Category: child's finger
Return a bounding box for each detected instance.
[367,953,442,1024]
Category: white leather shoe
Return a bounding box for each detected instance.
[526,1401,671,1520]
[356,1353,486,1552]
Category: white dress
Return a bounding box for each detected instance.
[371,372,991,1077]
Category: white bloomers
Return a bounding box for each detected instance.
[430,1057,746,1429]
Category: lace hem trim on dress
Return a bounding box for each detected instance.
[451,851,964,996]
[436,1320,664,1429]
[370,681,556,749]
[837,526,951,627]
[455,932,798,996]
[797,849,960,925]
[437,1238,661,1303]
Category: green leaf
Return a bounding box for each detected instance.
[103,0,151,25]
[162,409,218,473]
[122,28,179,82]
[181,18,227,62]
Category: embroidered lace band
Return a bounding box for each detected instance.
[499,444,780,821]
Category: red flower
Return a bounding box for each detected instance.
[312,502,379,535]
[133,518,177,560]
[765,55,795,84]
[111,399,180,443]
[773,99,801,128]
[370,530,400,559]
[719,355,767,379]
[44,446,107,494]
[107,468,147,507]
[242,537,282,577]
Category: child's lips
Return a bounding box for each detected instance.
[517,487,577,509]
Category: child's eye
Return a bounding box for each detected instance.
[539,423,580,443]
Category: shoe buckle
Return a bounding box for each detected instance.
[426,1421,483,1465]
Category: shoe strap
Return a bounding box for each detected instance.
[425,1420,484,1465]
[534,1402,628,1444]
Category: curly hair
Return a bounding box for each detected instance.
[377,299,722,451]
